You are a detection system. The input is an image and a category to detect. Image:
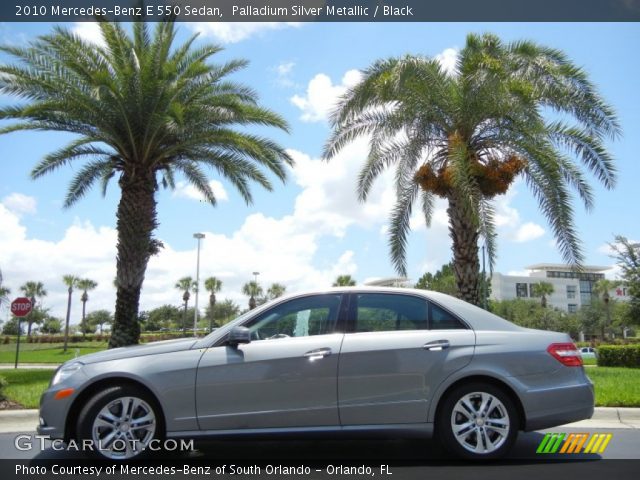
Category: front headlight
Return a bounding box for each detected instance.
[51,361,84,386]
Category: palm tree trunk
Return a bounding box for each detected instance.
[81,299,87,338]
[63,288,72,353]
[447,192,480,306]
[109,173,158,348]
[182,301,188,336]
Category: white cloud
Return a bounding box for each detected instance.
[1,193,37,216]
[274,61,296,87]
[514,222,545,243]
[435,48,459,76]
[188,22,301,44]
[71,22,105,47]
[291,69,363,122]
[172,180,229,203]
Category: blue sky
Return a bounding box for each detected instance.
[0,21,638,323]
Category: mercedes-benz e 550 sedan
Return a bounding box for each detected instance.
[38,287,594,460]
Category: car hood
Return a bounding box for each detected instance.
[72,338,198,365]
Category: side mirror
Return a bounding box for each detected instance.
[228,326,251,346]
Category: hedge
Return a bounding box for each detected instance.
[597,345,640,368]
[2,332,193,345]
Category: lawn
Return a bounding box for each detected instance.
[1,365,639,411]
[0,369,55,409]
[0,342,107,364]
[586,367,640,407]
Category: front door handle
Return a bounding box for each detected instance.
[304,347,332,361]
[423,340,450,351]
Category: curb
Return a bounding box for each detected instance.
[0,408,638,434]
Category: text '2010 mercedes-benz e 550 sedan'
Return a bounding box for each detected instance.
[38,287,594,460]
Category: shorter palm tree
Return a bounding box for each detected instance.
[267,283,286,300]
[62,275,79,352]
[204,277,223,332]
[0,269,10,308]
[77,278,98,337]
[242,281,263,310]
[333,275,356,287]
[20,281,47,337]
[531,282,554,308]
[175,277,196,335]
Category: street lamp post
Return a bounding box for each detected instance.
[250,271,260,310]
[193,233,205,337]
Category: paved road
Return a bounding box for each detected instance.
[0,428,638,460]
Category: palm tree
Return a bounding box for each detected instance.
[204,276,222,332]
[325,33,619,305]
[333,275,356,287]
[175,276,196,335]
[0,269,10,309]
[0,20,293,347]
[531,282,554,308]
[19,281,47,337]
[77,278,98,337]
[62,275,79,352]
[267,283,286,300]
[242,281,263,310]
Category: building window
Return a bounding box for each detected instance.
[580,280,593,305]
[568,304,578,313]
[516,283,528,298]
[567,285,576,299]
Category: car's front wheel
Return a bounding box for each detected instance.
[437,382,519,460]
[77,385,162,460]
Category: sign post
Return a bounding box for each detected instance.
[11,297,32,369]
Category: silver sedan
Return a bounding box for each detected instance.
[38,287,594,460]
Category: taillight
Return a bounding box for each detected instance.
[547,343,583,367]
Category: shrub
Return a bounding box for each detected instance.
[598,345,640,368]
[0,375,7,401]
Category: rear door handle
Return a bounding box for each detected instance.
[304,347,332,360]
[423,340,450,351]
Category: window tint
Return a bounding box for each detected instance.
[246,295,341,340]
[354,294,428,332]
[429,302,467,330]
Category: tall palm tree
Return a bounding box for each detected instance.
[242,281,263,310]
[77,278,98,337]
[325,33,619,305]
[333,275,356,287]
[267,283,286,300]
[19,281,47,337]
[175,276,196,335]
[531,282,554,308]
[204,276,222,332]
[62,275,79,352]
[0,269,10,308]
[0,20,293,347]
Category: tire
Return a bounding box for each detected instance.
[76,385,163,460]
[436,382,519,460]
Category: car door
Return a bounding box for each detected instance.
[338,292,476,425]
[196,293,345,431]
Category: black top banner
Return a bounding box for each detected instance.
[4,0,640,22]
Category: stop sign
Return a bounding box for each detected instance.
[11,297,32,317]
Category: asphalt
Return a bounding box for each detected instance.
[0,407,639,434]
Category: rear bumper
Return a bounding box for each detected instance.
[523,379,595,431]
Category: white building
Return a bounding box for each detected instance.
[490,263,629,313]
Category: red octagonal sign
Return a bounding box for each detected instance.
[11,297,32,317]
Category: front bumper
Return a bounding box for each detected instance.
[37,388,74,440]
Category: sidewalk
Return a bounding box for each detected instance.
[0,408,639,434]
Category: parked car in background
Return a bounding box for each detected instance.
[38,287,594,460]
[579,347,598,359]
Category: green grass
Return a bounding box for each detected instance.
[0,342,107,364]
[587,367,640,407]
[582,357,597,365]
[0,369,55,408]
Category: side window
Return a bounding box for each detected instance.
[355,294,428,332]
[246,294,341,340]
[429,302,467,330]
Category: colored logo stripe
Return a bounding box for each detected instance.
[537,433,613,454]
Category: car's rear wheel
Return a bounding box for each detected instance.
[77,385,162,460]
[437,382,519,460]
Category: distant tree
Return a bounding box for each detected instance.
[593,279,621,338]
[242,281,263,310]
[578,299,607,338]
[531,282,555,308]
[77,278,98,337]
[0,268,10,308]
[86,309,112,335]
[415,263,457,295]
[204,277,223,332]
[333,275,356,287]
[19,281,47,337]
[2,317,22,335]
[62,275,79,352]
[146,305,182,332]
[609,235,640,326]
[40,317,62,334]
[267,283,287,300]
[490,298,580,339]
[175,277,196,335]
[206,299,241,327]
